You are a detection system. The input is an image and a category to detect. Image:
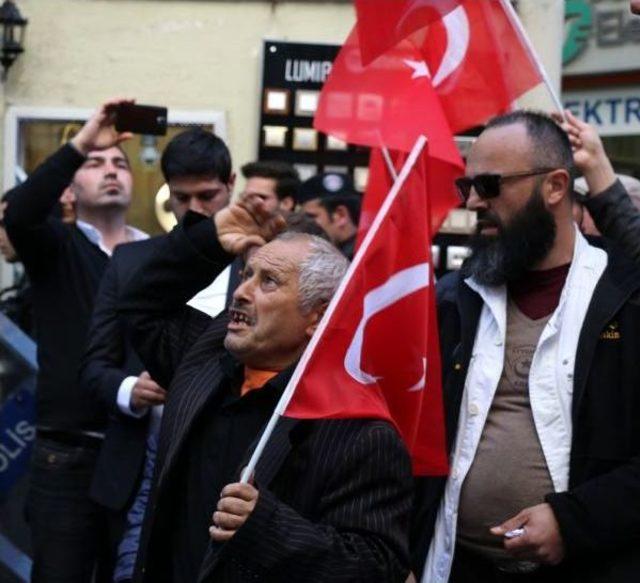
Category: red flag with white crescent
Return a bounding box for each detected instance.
[313,26,461,165]
[354,0,463,66]
[284,145,449,476]
[414,0,543,132]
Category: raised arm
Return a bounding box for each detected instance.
[3,98,134,269]
[117,196,285,388]
[558,109,640,263]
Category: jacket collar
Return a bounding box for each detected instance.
[219,353,297,398]
[463,229,602,331]
[76,219,148,256]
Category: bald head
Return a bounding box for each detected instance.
[484,110,575,179]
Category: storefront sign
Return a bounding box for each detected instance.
[563,0,640,75]
[259,40,370,187]
[564,86,640,136]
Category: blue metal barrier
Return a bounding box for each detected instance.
[0,312,37,582]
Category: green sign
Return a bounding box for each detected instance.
[563,0,594,65]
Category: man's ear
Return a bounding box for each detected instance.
[305,302,329,337]
[546,170,570,207]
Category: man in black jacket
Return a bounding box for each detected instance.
[412,111,640,583]
[80,127,236,582]
[117,198,413,582]
[3,98,146,583]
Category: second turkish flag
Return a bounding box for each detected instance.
[313,26,460,166]
[284,141,448,476]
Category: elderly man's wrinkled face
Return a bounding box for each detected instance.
[224,238,322,370]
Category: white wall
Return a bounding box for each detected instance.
[1,0,356,177]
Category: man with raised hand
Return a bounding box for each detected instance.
[79,127,236,583]
[3,98,146,582]
[413,111,640,583]
[560,110,640,263]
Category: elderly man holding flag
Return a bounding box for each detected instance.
[117,193,415,582]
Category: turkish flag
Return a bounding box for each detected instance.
[354,0,463,66]
[284,145,449,475]
[359,147,460,241]
[414,0,542,132]
[313,26,461,166]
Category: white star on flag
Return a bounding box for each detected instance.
[404,59,431,79]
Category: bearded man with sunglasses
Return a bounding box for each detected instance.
[411,111,640,583]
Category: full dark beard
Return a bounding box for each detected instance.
[461,187,557,286]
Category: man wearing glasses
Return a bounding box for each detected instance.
[413,111,640,583]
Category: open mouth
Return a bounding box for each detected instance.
[228,308,255,330]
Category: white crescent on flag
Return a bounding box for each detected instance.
[344,263,430,389]
[407,358,428,392]
[432,6,470,88]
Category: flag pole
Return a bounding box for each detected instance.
[376,131,399,181]
[381,147,399,181]
[499,0,565,118]
[240,135,428,483]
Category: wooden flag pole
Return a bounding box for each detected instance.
[240,135,428,483]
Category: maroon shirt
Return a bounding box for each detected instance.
[508,263,571,320]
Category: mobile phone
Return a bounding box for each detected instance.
[115,103,168,136]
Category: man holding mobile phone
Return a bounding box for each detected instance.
[3,98,147,583]
[80,126,237,583]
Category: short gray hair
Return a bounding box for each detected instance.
[276,231,349,313]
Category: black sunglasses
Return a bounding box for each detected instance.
[455,168,557,203]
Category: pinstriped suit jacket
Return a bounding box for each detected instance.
[120,214,414,582]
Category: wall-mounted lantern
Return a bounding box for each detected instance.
[0,1,27,81]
